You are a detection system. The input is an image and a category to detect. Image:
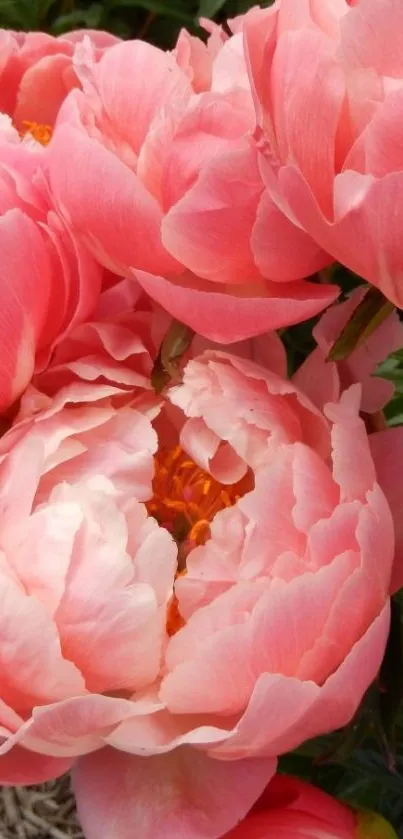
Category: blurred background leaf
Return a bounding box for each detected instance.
[0,0,268,35]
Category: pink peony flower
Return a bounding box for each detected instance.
[0,27,119,140]
[245,0,403,309]
[225,774,397,838]
[0,312,400,837]
[0,122,102,412]
[46,25,338,343]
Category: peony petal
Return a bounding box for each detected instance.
[212,604,390,758]
[13,54,75,129]
[0,747,73,785]
[74,746,275,839]
[370,426,403,593]
[133,267,339,345]
[340,0,403,77]
[92,40,190,155]
[271,28,345,215]
[276,166,403,309]
[48,116,178,276]
[0,209,52,410]
[163,145,262,284]
[252,190,332,281]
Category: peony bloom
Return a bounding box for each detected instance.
[0,120,102,412]
[0,303,401,837]
[0,27,119,141]
[46,23,338,343]
[225,774,398,838]
[245,0,403,309]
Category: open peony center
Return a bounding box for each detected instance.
[147,445,253,636]
[147,445,252,549]
[22,120,53,146]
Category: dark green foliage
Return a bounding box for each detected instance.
[0,0,265,37]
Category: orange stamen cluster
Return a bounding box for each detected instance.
[147,446,253,637]
[147,445,252,549]
[22,121,53,146]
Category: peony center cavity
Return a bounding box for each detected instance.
[147,445,252,550]
[147,446,253,637]
[21,120,53,145]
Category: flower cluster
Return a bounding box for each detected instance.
[0,2,401,838]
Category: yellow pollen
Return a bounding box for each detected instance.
[21,121,53,146]
[147,446,253,636]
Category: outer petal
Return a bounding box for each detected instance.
[270,28,346,215]
[74,746,276,839]
[86,40,190,156]
[162,145,263,284]
[48,116,178,276]
[340,0,403,77]
[13,54,75,129]
[255,775,356,831]
[0,747,73,785]
[252,189,332,281]
[133,269,339,343]
[3,695,141,758]
[173,29,213,93]
[276,167,403,308]
[211,603,390,759]
[225,809,354,839]
[292,347,340,411]
[370,426,403,593]
[0,209,52,410]
[0,569,85,712]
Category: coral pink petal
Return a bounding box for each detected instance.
[95,40,189,154]
[73,747,275,839]
[225,810,352,839]
[325,387,376,502]
[278,166,403,308]
[174,29,212,93]
[213,604,390,759]
[133,269,339,343]
[190,331,287,378]
[0,748,73,785]
[292,347,340,411]
[370,426,403,594]
[63,30,120,50]
[0,571,85,712]
[48,121,178,276]
[162,145,263,284]
[340,0,403,77]
[271,28,345,215]
[13,54,74,129]
[258,774,356,830]
[13,695,140,758]
[0,209,52,411]
[162,90,253,210]
[252,191,332,281]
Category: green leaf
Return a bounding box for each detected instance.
[51,3,103,32]
[197,0,227,18]
[327,286,395,362]
[0,0,39,27]
[38,0,58,17]
[110,0,194,23]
